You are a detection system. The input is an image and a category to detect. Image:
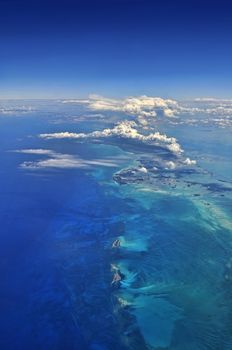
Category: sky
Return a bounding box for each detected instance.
[1,0,232,99]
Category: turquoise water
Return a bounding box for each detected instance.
[0,101,231,349]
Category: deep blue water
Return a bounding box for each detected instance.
[0,102,232,350]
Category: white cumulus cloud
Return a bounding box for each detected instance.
[39,120,183,155]
[61,95,232,128]
[62,95,178,121]
[183,157,197,165]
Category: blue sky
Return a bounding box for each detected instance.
[1,0,232,99]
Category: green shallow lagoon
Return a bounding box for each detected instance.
[109,181,232,349]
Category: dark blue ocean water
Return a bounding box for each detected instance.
[0,102,232,350]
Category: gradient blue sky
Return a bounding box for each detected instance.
[1,0,232,99]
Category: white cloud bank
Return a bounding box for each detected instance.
[39,120,183,155]
[61,95,232,128]
[16,149,119,170]
[17,149,53,155]
[0,105,34,115]
[62,95,178,121]
[164,157,197,170]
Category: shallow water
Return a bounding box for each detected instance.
[0,101,231,349]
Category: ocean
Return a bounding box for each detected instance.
[0,99,231,350]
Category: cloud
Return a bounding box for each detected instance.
[21,157,87,170]
[16,149,53,155]
[62,95,178,121]
[2,95,232,126]
[194,97,232,103]
[16,149,119,170]
[164,157,196,170]
[61,95,232,129]
[39,120,183,155]
[181,98,232,117]
[138,166,148,173]
[165,161,176,170]
[0,105,34,115]
[183,157,197,165]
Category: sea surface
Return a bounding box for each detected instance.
[0,100,231,350]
